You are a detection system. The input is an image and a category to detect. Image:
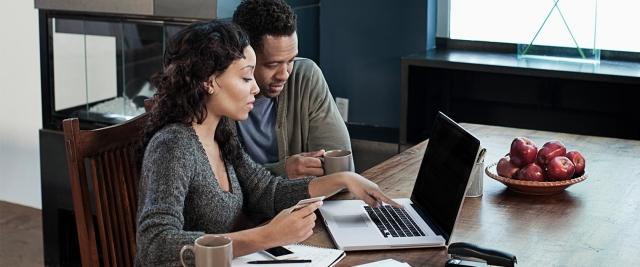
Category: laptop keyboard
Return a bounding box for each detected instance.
[364,205,426,238]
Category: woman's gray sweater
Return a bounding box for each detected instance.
[135,121,312,266]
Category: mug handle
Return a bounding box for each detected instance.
[180,244,194,267]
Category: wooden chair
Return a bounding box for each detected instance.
[63,113,149,267]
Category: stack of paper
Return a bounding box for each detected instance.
[354,259,412,267]
[233,244,345,267]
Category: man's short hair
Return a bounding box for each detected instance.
[232,0,297,50]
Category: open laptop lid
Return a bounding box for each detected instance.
[410,112,481,244]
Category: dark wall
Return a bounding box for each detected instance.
[287,0,320,63]
[319,0,427,128]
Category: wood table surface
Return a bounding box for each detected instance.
[303,123,640,267]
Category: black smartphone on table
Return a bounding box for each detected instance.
[263,246,296,260]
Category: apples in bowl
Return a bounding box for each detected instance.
[488,137,588,195]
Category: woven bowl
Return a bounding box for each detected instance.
[485,162,587,195]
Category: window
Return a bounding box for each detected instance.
[448,0,640,53]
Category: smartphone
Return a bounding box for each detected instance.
[263,246,296,260]
[289,196,325,213]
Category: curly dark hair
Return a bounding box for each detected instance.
[144,20,249,147]
[232,0,297,50]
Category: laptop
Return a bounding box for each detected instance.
[319,112,482,251]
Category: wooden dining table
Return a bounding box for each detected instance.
[303,123,640,266]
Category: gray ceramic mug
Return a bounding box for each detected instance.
[323,149,355,175]
[180,235,232,267]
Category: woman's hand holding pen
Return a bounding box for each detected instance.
[261,201,322,247]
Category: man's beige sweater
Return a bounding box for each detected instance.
[261,58,353,176]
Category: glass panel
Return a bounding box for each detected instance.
[114,22,164,119]
[517,0,599,63]
[50,16,188,125]
[82,20,125,120]
[165,24,186,41]
[52,18,91,112]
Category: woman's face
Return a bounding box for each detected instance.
[207,46,259,121]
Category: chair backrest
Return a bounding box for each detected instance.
[63,113,149,267]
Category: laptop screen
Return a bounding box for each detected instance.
[410,112,480,243]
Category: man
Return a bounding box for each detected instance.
[233,0,352,178]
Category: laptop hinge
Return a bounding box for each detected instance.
[411,203,449,243]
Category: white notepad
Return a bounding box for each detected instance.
[233,244,345,267]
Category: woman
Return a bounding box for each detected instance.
[136,20,397,266]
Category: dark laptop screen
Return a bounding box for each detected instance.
[410,112,480,243]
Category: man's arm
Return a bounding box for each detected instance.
[262,160,287,177]
[305,62,354,168]
[268,59,353,178]
[264,150,326,178]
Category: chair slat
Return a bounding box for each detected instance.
[105,150,126,267]
[112,148,132,267]
[90,157,112,267]
[120,146,137,265]
[106,151,122,267]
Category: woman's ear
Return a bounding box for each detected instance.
[204,76,216,95]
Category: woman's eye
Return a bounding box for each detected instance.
[243,78,253,82]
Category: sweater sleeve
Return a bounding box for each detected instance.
[135,127,203,267]
[303,60,354,169]
[233,146,312,219]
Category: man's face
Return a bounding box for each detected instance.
[254,32,298,98]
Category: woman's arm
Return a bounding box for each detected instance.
[226,172,398,257]
[308,172,400,208]
[231,138,312,218]
[222,201,321,257]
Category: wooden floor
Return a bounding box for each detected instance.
[0,139,396,266]
[0,201,43,267]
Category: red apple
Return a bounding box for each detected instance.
[566,151,586,177]
[515,163,545,181]
[510,137,538,167]
[536,141,567,167]
[497,156,520,178]
[546,156,575,181]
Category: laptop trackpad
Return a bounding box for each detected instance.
[334,214,369,229]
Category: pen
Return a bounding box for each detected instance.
[247,259,312,264]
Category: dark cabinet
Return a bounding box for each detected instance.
[400,50,640,146]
